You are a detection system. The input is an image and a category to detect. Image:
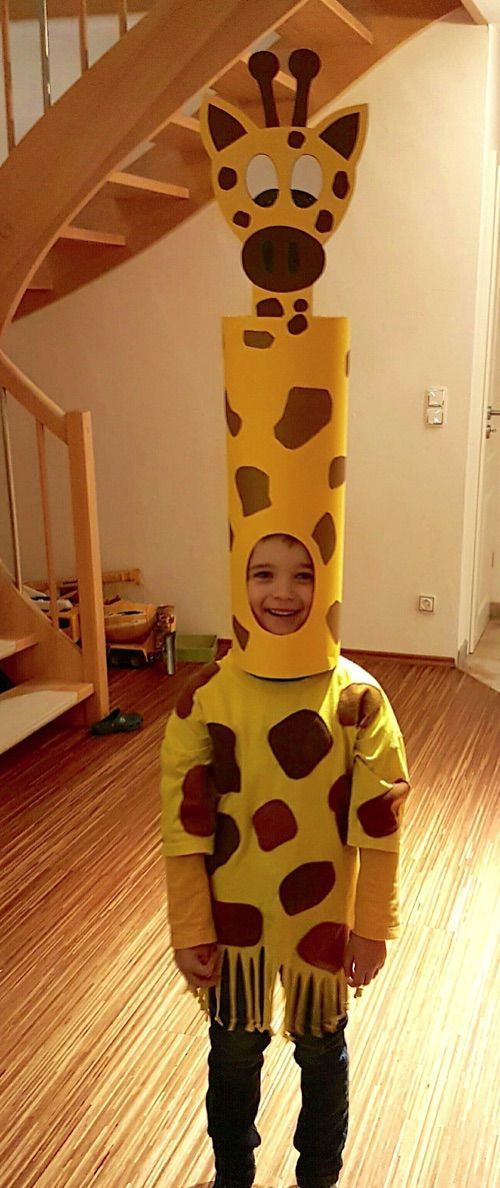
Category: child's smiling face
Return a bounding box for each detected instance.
[247,535,315,635]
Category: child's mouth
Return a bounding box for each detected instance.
[266,608,299,617]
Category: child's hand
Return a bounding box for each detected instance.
[343,932,386,988]
[174,942,221,990]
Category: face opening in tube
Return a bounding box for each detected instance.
[246,533,315,635]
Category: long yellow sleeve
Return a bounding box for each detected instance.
[165,854,217,950]
[354,848,400,941]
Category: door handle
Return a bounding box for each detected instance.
[487,406,500,417]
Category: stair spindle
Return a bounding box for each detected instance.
[37,0,51,112]
[36,421,59,633]
[1,0,15,152]
[0,388,22,591]
[78,0,89,74]
[118,0,128,38]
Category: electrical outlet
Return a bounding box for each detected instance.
[418,595,435,613]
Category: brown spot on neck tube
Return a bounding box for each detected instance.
[235,466,271,516]
[256,298,284,317]
[328,456,346,488]
[243,330,275,350]
[274,387,332,450]
[225,391,242,437]
[288,313,308,335]
[312,513,336,564]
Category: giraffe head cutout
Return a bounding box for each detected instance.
[200,49,367,297]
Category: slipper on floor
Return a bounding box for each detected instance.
[91,707,143,735]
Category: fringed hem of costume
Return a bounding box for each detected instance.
[193,945,349,1040]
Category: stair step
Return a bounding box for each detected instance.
[0,680,93,755]
[60,226,127,247]
[0,634,38,661]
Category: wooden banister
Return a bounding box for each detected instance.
[36,420,59,628]
[78,0,89,73]
[66,410,108,719]
[0,351,67,441]
[1,0,15,152]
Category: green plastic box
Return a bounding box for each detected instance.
[175,634,218,663]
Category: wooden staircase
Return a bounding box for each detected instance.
[0,0,483,756]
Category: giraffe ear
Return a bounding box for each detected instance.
[200,97,258,157]
[315,104,368,164]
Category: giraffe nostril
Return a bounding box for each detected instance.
[262,240,274,273]
[288,241,299,274]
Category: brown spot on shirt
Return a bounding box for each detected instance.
[297,922,349,974]
[206,813,241,875]
[243,330,274,349]
[207,722,241,794]
[253,799,298,851]
[338,684,382,729]
[288,314,308,335]
[235,466,271,516]
[269,710,333,779]
[274,387,332,450]
[328,773,352,846]
[312,512,336,564]
[279,862,336,916]
[180,765,217,837]
[212,900,264,947]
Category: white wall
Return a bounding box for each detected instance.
[1,15,490,652]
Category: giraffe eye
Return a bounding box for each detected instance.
[290,155,322,208]
[246,154,279,208]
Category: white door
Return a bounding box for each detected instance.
[470,158,500,651]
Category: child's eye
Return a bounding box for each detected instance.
[296,571,314,582]
[253,569,273,580]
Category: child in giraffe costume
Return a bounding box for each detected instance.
[161,51,409,1188]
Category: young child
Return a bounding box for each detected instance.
[161,533,409,1188]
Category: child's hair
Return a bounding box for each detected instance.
[254,533,301,549]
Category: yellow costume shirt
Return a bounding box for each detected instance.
[160,652,409,1038]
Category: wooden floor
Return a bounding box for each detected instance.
[0,654,498,1188]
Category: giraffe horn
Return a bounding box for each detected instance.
[248,51,280,127]
[288,48,321,127]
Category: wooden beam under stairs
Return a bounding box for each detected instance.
[0,680,94,755]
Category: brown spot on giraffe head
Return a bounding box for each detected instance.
[176,662,219,719]
[274,386,332,450]
[333,170,350,199]
[218,166,238,190]
[243,329,275,349]
[225,391,242,437]
[279,861,336,916]
[328,773,352,846]
[253,799,298,851]
[315,209,333,234]
[233,615,249,650]
[288,130,305,148]
[207,722,241,794]
[180,765,217,836]
[297,922,349,974]
[233,210,251,228]
[338,683,382,729]
[357,780,410,837]
[235,466,271,516]
[269,709,333,778]
[242,225,325,293]
[206,813,241,874]
[326,602,341,643]
[212,899,264,947]
[312,512,336,564]
[329,456,346,488]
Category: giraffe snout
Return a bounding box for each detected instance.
[242,226,325,292]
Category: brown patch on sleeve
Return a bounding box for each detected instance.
[206,813,240,874]
[207,722,241,794]
[274,386,332,450]
[243,330,275,349]
[268,710,333,779]
[253,799,298,851]
[312,512,336,564]
[233,616,249,651]
[338,684,383,729]
[279,862,336,916]
[326,602,341,643]
[176,662,220,719]
[180,765,217,836]
[328,456,346,488]
[235,466,271,516]
[256,298,284,317]
[225,391,242,437]
[357,780,410,838]
[328,773,352,845]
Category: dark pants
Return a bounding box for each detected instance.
[207,958,348,1188]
